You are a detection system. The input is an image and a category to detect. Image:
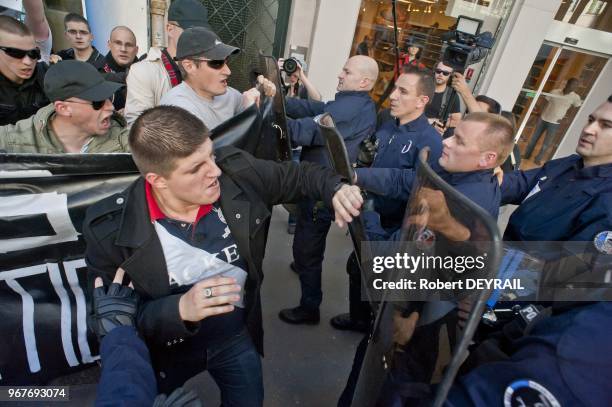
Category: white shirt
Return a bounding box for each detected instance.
[541,89,582,124]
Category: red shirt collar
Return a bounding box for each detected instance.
[145,181,213,223]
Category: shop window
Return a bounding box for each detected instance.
[554,0,612,33]
[350,0,514,105]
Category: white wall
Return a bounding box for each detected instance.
[480,0,561,110]
[307,0,362,101]
[84,0,149,56]
[284,0,317,59]
[554,59,612,158]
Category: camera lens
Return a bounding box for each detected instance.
[283,58,298,74]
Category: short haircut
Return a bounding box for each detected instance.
[0,15,33,37]
[475,95,502,114]
[129,106,210,176]
[64,13,90,31]
[463,112,515,166]
[402,67,435,101]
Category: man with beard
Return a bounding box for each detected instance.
[425,61,462,131]
[0,61,129,153]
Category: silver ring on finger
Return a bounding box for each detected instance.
[203,287,213,299]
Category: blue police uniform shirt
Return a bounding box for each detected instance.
[285,90,376,166]
[502,154,612,242]
[357,167,500,240]
[366,114,443,228]
[446,302,612,407]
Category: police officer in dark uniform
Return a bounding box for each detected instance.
[278,55,379,324]
[336,112,515,407]
[501,95,612,243]
[0,16,48,125]
[330,68,442,332]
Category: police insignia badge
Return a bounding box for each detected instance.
[503,380,561,407]
[593,231,612,255]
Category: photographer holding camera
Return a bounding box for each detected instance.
[278,57,321,102]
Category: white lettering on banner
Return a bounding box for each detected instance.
[47,263,80,367]
[0,192,79,254]
[221,244,240,263]
[63,259,98,364]
[0,260,97,376]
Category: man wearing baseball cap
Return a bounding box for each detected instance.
[0,60,129,153]
[124,0,211,124]
[160,27,276,129]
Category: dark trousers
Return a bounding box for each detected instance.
[524,118,559,160]
[155,330,264,407]
[347,251,373,323]
[293,199,333,310]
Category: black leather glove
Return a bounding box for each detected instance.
[93,280,139,339]
[355,137,377,168]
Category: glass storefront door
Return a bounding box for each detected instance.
[511,43,609,169]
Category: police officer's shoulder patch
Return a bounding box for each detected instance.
[503,380,560,407]
[593,231,612,254]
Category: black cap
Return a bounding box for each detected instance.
[168,0,210,29]
[405,37,424,48]
[44,60,123,102]
[175,27,240,61]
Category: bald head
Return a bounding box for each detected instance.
[108,26,138,67]
[337,55,379,92]
[110,26,136,43]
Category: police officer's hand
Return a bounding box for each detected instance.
[494,166,504,186]
[393,309,419,346]
[257,75,277,97]
[408,188,471,241]
[332,184,363,228]
[93,267,138,339]
[178,276,241,322]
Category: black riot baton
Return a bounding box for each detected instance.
[376,0,402,110]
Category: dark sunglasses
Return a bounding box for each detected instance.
[434,69,452,76]
[65,95,114,110]
[190,58,227,70]
[0,46,41,60]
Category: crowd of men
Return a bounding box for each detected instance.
[1,0,611,406]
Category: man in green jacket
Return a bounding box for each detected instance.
[0,60,129,153]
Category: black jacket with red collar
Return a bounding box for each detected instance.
[83,146,342,358]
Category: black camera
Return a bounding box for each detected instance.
[282,57,300,75]
[441,16,495,72]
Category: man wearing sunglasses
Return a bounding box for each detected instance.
[425,61,462,131]
[160,27,276,130]
[124,0,211,124]
[0,60,129,154]
[0,15,49,125]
